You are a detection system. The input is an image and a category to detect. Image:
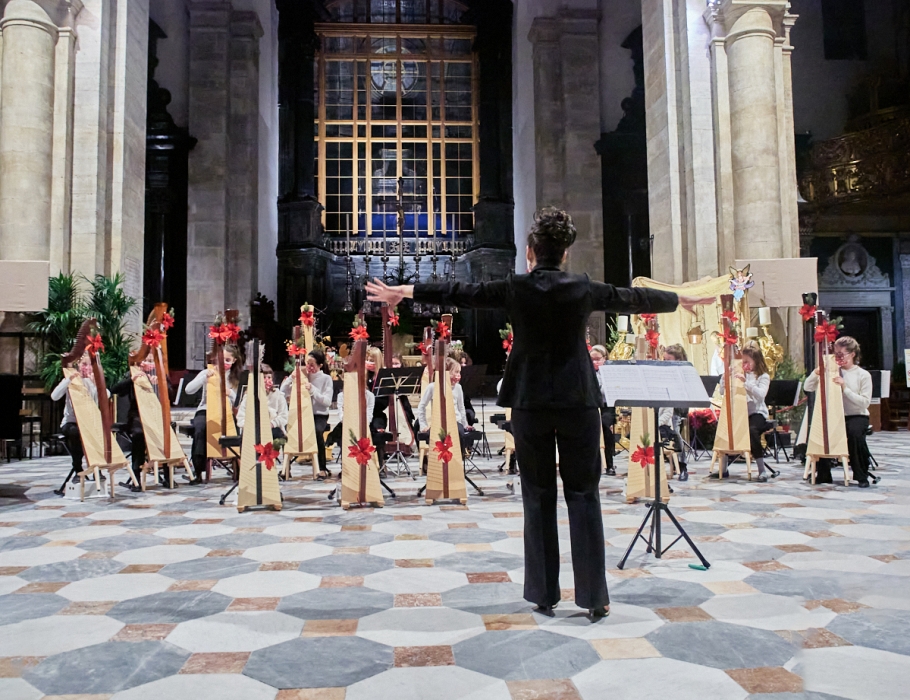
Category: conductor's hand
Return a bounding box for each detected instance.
[366,279,413,307]
[678,295,716,315]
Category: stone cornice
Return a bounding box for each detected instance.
[231,10,263,39]
[705,0,791,39]
[528,9,598,45]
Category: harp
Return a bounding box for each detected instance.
[206,309,239,460]
[283,323,319,479]
[340,339,384,508]
[709,294,752,479]
[380,304,414,458]
[61,319,131,500]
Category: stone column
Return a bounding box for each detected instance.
[717,0,789,260]
[0,0,59,260]
[186,0,231,366]
[49,14,77,274]
[226,11,262,313]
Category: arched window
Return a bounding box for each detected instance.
[315,3,477,242]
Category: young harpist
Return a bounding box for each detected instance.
[417,358,471,450]
[237,363,288,439]
[50,353,97,482]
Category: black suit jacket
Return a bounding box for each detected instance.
[414,268,679,410]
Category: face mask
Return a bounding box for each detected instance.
[365,361,376,372]
[306,363,319,375]
[592,359,603,369]
[223,361,232,371]
[80,363,93,379]
[264,376,274,392]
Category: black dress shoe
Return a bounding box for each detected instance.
[533,602,558,614]
[858,481,870,488]
[589,606,610,618]
[606,467,616,476]
[678,470,688,482]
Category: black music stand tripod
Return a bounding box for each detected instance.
[373,367,423,478]
[601,361,712,570]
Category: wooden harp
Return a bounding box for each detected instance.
[238,339,282,510]
[284,324,318,478]
[206,309,240,459]
[340,339,383,508]
[710,294,751,476]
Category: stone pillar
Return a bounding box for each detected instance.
[226,11,261,313]
[49,14,77,274]
[715,0,790,260]
[529,11,604,285]
[186,0,231,365]
[0,0,59,260]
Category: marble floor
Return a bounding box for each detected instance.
[0,433,908,700]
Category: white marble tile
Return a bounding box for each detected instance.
[346,665,510,700]
[0,575,27,595]
[832,523,910,540]
[364,567,468,594]
[372,519,450,536]
[59,573,173,601]
[211,570,320,598]
[261,522,341,537]
[573,658,747,700]
[241,542,333,562]
[369,539,457,560]
[870,504,910,517]
[155,524,236,539]
[0,615,124,656]
[0,678,42,700]
[112,673,277,700]
[700,593,836,630]
[0,546,85,567]
[357,606,485,646]
[87,508,162,521]
[43,525,129,542]
[732,493,802,504]
[539,602,664,640]
[679,510,755,525]
[0,526,22,538]
[166,611,303,652]
[779,550,885,574]
[114,545,210,565]
[721,528,810,545]
[647,559,754,583]
[797,646,910,700]
[508,566,580,588]
[774,506,854,520]
[0,509,65,522]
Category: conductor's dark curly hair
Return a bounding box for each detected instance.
[528,207,577,267]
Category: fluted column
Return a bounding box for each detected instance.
[717,0,789,260]
[0,0,58,260]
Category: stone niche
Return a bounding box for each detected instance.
[818,236,895,369]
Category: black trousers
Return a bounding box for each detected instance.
[126,426,146,478]
[314,414,329,472]
[748,413,770,459]
[512,407,608,610]
[62,422,83,473]
[845,415,871,484]
[191,410,207,474]
[600,408,615,471]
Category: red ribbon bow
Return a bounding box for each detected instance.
[142,328,164,349]
[86,333,105,355]
[799,304,818,323]
[299,310,315,327]
[435,321,450,340]
[209,323,240,345]
[349,325,369,342]
[646,329,660,349]
[286,341,306,357]
[639,313,657,323]
[348,436,376,466]
[631,445,655,468]
[502,333,513,354]
[721,329,738,345]
[255,442,279,470]
[388,311,400,327]
[814,321,839,344]
[434,434,454,464]
[417,341,430,356]
[161,312,175,331]
[721,310,738,324]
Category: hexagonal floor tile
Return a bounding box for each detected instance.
[111,673,277,700]
[647,620,796,669]
[700,593,836,631]
[59,573,173,602]
[363,567,468,594]
[166,611,303,652]
[0,614,124,656]
[278,586,394,620]
[795,645,910,700]
[536,602,664,640]
[442,582,528,616]
[244,636,393,688]
[779,550,885,574]
[610,577,714,608]
[241,542,333,562]
[357,606,485,646]
[212,570,320,598]
[43,525,129,541]
[573,658,748,700]
[827,608,910,656]
[114,545,210,565]
[297,553,394,577]
[108,590,233,624]
[720,528,811,546]
[155,524,235,539]
[370,539,457,560]
[346,666,510,700]
[453,629,600,680]
[0,545,85,567]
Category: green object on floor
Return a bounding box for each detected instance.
[688,564,708,571]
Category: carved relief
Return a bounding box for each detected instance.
[819,237,890,288]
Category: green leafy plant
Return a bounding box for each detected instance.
[773,354,807,429]
[29,273,88,390]
[84,273,137,386]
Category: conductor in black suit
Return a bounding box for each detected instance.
[367,208,709,618]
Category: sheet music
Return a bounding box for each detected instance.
[599,361,712,408]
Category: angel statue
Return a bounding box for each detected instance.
[729,265,754,302]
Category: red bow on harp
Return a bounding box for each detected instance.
[502,333,513,354]
[255,442,279,470]
[631,444,655,468]
[435,321,451,340]
[814,321,839,344]
[387,310,400,327]
[286,342,306,357]
[721,329,738,345]
[799,304,818,322]
[161,312,175,331]
[299,310,315,327]
[209,323,240,345]
[646,329,660,349]
[721,310,738,324]
[639,313,657,323]
[349,325,369,342]
[434,433,454,464]
[417,340,430,356]
[142,328,164,349]
[86,333,105,355]
[348,435,376,466]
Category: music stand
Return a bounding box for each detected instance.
[601,360,712,570]
[373,367,423,476]
[765,379,801,463]
[684,375,720,462]
[461,367,493,460]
